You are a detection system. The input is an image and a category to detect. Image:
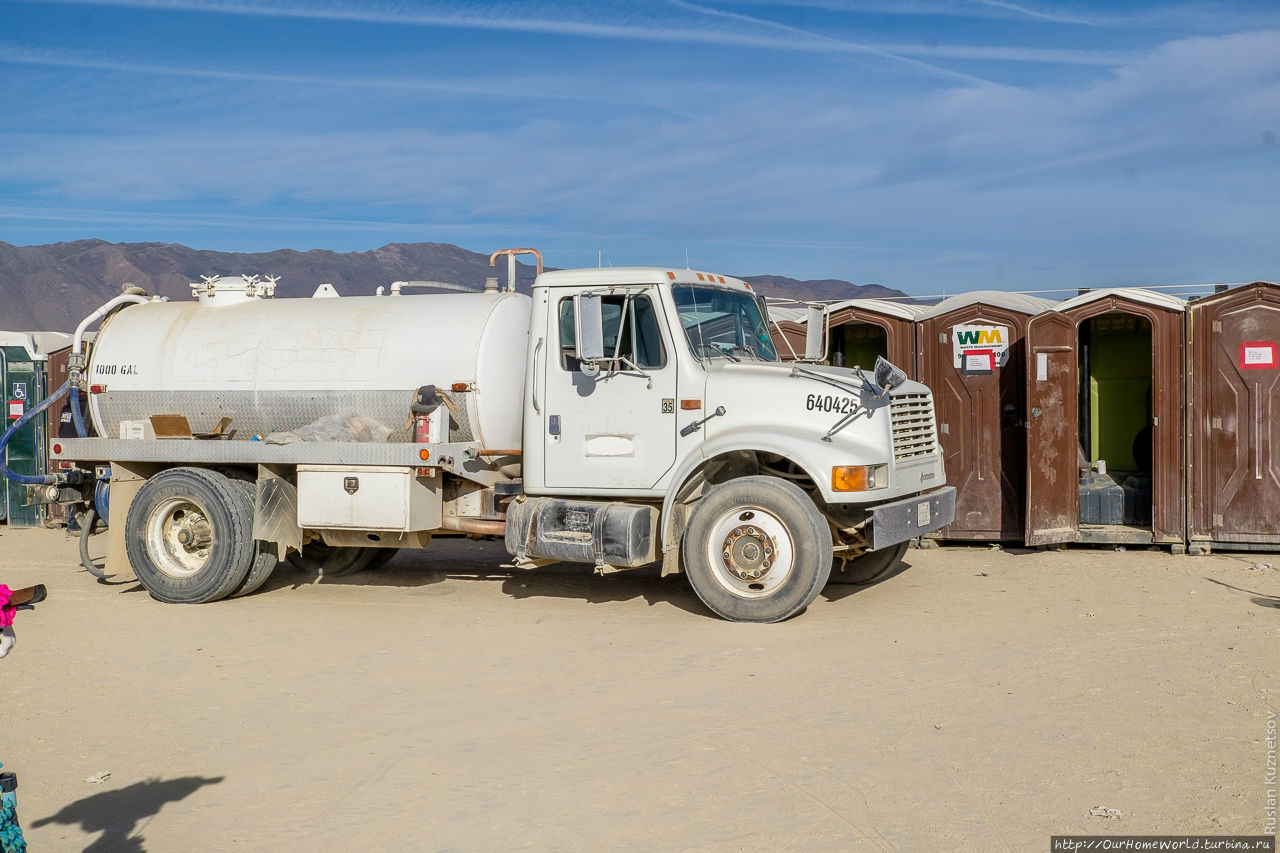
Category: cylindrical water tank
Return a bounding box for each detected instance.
[87,283,531,449]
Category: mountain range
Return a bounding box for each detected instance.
[0,239,906,332]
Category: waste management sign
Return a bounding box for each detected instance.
[952,324,1011,374]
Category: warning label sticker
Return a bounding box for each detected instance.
[963,350,995,374]
[1240,341,1278,370]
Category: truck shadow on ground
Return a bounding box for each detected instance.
[272,557,716,617]
[819,557,914,603]
[29,775,223,853]
[257,537,897,618]
[1204,576,1280,610]
[105,536,898,618]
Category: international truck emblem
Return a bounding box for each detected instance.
[343,477,359,494]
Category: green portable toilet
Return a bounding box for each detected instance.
[0,332,57,526]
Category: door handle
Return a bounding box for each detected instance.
[532,337,544,415]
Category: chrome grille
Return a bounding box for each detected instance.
[890,391,938,461]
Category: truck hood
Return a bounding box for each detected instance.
[692,359,942,501]
[700,359,928,431]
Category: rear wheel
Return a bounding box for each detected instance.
[125,467,255,603]
[363,548,399,572]
[226,480,280,598]
[288,542,376,578]
[682,476,832,623]
[829,541,909,585]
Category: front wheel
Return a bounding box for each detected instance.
[682,476,832,623]
[125,467,255,603]
[829,541,909,585]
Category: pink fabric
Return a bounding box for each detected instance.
[0,584,15,628]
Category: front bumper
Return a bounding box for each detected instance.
[865,486,956,550]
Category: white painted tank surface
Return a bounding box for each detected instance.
[87,286,532,449]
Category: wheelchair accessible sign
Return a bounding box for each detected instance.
[7,382,26,419]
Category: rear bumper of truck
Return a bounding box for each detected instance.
[866,486,956,550]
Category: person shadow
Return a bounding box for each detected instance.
[30,775,223,852]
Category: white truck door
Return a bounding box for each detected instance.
[542,288,679,492]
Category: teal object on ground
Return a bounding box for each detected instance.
[0,763,26,853]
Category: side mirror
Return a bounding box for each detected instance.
[804,304,825,361]
[574,293,605,370]
[873,356,907,393]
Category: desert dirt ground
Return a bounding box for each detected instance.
[1,525,1277,852]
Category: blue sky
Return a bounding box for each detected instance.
[1,0,1278,294]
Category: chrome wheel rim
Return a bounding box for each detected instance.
[147,497,213,579]
[704,506,795,598]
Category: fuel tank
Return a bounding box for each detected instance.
[87,278,531,449]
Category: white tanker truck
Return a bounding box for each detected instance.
[46,248,954,622]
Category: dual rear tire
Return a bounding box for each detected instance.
[126,467,393,603]
[126,467,263,604]
[287,542,397,578]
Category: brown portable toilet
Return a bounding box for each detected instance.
[824,299,921,377]
[1185,281,1280,554]
[42,343,83,528]
[770,299,921,376]
[767,304,811,362]
[917,291,1057,541]
[1023,288,1186,550]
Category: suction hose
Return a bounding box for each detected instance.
[78,507,111,580]
[0,380,72,485]
[70,385,87,438]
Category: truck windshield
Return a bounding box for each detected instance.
[672,285,779,362]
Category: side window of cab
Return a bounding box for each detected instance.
[558,292,666,371]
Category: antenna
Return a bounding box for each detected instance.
[685,249,690,269]
[598,250,602,268]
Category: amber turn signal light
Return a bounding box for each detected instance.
[831,464,887,492]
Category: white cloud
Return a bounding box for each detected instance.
[3,16,1278,287]
[7,29,1277,209]
[14,0,1094,78]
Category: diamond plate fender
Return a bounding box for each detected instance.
[255,465,302,554]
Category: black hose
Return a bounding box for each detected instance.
[78,507,111,580]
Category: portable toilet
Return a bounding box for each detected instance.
[42,340,88,527]
[1185,282,1280,553]
[916,291,1057,541]
[767,304,811,361]
[1023,288,1186,549]
[0,332,64,526]
[824,299,922,377]
[770,299,922,375]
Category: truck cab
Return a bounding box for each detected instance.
[509,266,953,620]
